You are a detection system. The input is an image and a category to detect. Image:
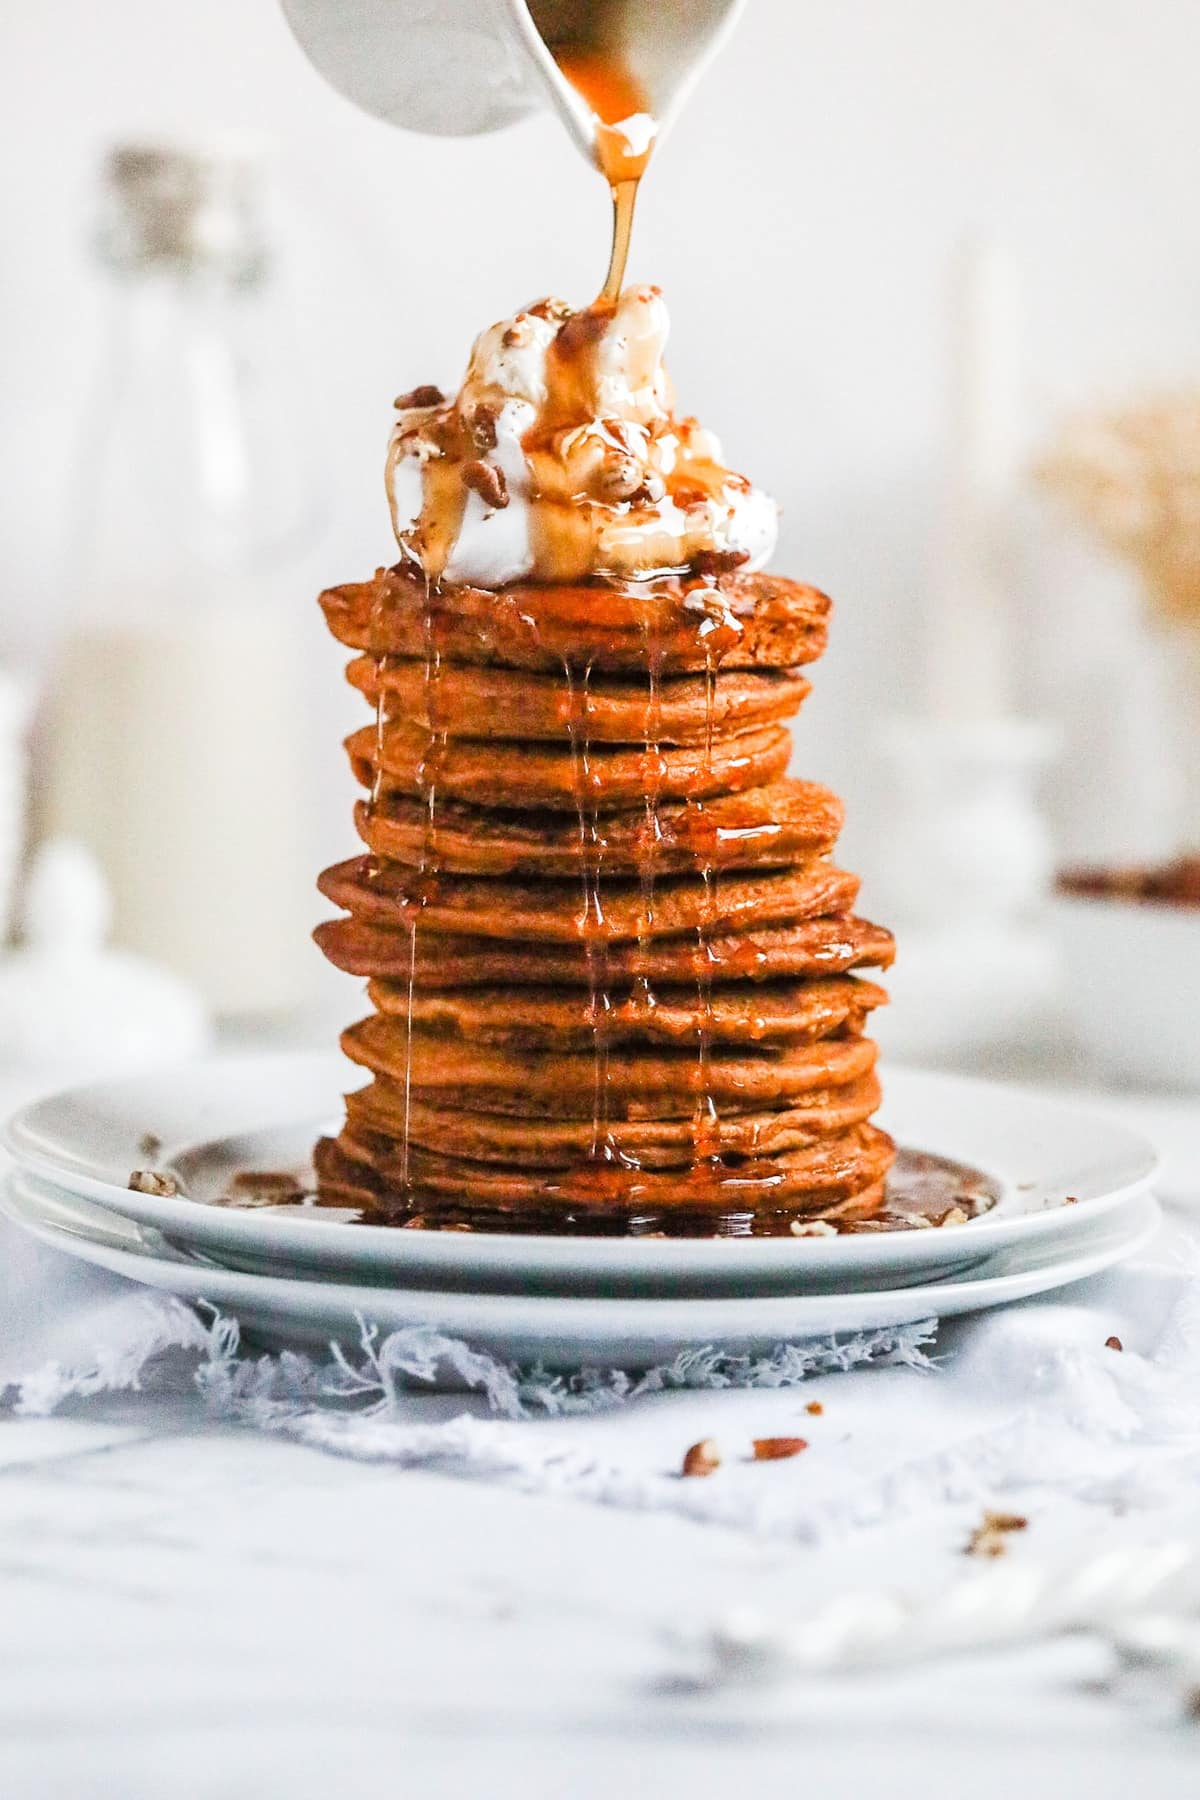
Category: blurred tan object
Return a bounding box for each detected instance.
[0,669,31,946]
[39,140,318,1018]
[1038,392,1200,845]
[1037,394,1200,625]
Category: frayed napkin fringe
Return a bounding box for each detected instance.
[2,1298,936,1425]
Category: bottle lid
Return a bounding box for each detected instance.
[98,137,271,280]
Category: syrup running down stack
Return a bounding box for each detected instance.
[314,280,896,1237]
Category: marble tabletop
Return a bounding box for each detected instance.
[1,1061,1198,1800]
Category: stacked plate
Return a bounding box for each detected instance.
[2,1056,1159,1367]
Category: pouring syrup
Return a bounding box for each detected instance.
[552,46,658,299]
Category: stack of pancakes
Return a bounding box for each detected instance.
[314,562,895,1235]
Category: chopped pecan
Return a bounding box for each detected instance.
[228,1171,305,1206]
[393,384,445,411]
[462,459,509,510]
[129,1169,178,1198]
[752,1437,809,1461]
[964,1511,1028,1557]
[681,1439,721,1478]
[594,453,648,504]
[692,548,751,576]
[557,305,611,355]
[465,404,499,452]
[1106,1335,1124,1352]
[527,296,572,324]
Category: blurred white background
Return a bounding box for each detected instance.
[2,0,1197,1012]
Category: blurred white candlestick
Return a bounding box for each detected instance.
[929,238,1024,721]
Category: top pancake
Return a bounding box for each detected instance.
[320,565,831,675]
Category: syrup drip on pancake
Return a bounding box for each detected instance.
[630,625,666,1080]
[563,659,616,1163]
[692,654,721,1165]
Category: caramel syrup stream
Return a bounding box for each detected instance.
[692,651,720,1165]
[604,179,639,304]
[552,48,658,300]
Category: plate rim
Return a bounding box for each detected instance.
[1,1168,1161,1332]
[2,1053,1161,1274]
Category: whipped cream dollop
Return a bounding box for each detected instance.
[386,286,778,586]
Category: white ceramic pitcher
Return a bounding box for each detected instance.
[280,0,748,164]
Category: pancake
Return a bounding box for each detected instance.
[375,975,887,1050]
[321,1123,895,1219]
[320,565,831,674]
[314,912,895,986]
[348,719,794,811]
[348,1074,884,1168]
[314,1133,889,1235]
[347,656,811,745]
[341,1014,878,1116]
[317,856,861,943]
[354,782,843,877]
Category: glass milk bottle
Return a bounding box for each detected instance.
[40,142,317,1017]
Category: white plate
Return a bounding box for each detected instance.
[0,1171,1160,1366]
[3,1056,1158,1296]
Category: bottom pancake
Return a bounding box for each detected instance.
[314,1129,893,1234]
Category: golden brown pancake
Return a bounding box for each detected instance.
[377,976,887,1050]
[354,782,842,878]
[348,1075,883,1168]
[323,1122,896,1216]
[347,656,811,745]
[318,856,861,943]
[313,1133,889,1234]
[314,911,895,986]
[341,1013,878,1116]
[320,565,830,674]
[348,719,794,811]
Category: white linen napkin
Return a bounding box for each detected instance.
[1,1176,1197,1546]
